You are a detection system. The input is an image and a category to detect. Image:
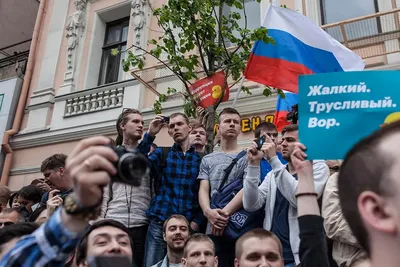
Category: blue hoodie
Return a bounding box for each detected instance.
[260,152,287,182]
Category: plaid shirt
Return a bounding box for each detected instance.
[0,208,85,267]
[144,134,202,222]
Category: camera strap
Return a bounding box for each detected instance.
[104,182,114,218]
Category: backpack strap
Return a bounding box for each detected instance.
[104,182,114,218]
[150,147,171,198]
[197,152,206,159]
[160,147,171,167]
[218,150,247,191]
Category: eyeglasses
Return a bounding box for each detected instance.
[0,221,14,227]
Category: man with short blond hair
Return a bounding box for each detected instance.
[198,107,248,266]
[235,228,284,267]
[182,233,218,267]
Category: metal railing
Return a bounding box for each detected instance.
[322,8,400,59]
[0,39,31,80]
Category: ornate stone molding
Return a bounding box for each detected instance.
[10,87,276,149]
[10,166,41,176]
[131,0,148,55]
[63,0,88,90]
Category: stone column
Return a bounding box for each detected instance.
[61,0,88,92]
[131,0,149,55]
[26,0,70,131]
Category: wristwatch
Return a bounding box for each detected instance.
[63,193,101,221]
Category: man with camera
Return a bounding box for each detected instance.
[0,136,129,266]
[254,122,287,182]
[40,154,72,207]
[100,108,152,267]
[243,124,329,267]
[141,113,204,267]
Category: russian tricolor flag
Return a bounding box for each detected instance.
[274,91,298,132]
[244,5,365,93]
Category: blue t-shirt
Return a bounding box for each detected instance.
[270,172,297,265]
[260,152,287,182]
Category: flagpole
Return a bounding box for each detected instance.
[232,76,246,108]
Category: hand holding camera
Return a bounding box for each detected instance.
[260,134,277,160]
[65,136,118,209]
[247,140,264,166]
[148,115,168,137]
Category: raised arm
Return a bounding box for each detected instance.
[243,142,268,212]
[137,115,166,158]
[291,142,330,267]
[272,158,328,208]
[1,137,118,266]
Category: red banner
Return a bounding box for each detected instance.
[190,71,229,108]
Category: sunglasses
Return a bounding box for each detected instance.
[0,221,14,227]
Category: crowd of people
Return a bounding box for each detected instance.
[0,106,397,267]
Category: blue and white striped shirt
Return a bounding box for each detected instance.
[0,208,86,267]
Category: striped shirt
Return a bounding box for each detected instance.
[0,208,85,267]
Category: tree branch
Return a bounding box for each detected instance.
[190,15,210,76]
[148,2,193,95]
[212,2,231,61]
[231,0,249,56]
[123,43,190,90]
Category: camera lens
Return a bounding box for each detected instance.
[118,152,149,186]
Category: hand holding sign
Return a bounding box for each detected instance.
[291,142,313,177]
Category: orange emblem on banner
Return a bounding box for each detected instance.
[190,71,229,108]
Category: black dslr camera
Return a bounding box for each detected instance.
[286,104,298,124]
[109,146,149,187]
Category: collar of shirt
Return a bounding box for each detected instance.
[171,143,196,153]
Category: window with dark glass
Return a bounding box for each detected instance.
[98,17,129,85]
[222,0,260,46]
[320,0,379,41]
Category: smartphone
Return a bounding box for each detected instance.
[161,116,170,123]
[87,256,131,267]
[255,135,266,150]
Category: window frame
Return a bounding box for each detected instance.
[98,17,130,86]
[320,0,379,25]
